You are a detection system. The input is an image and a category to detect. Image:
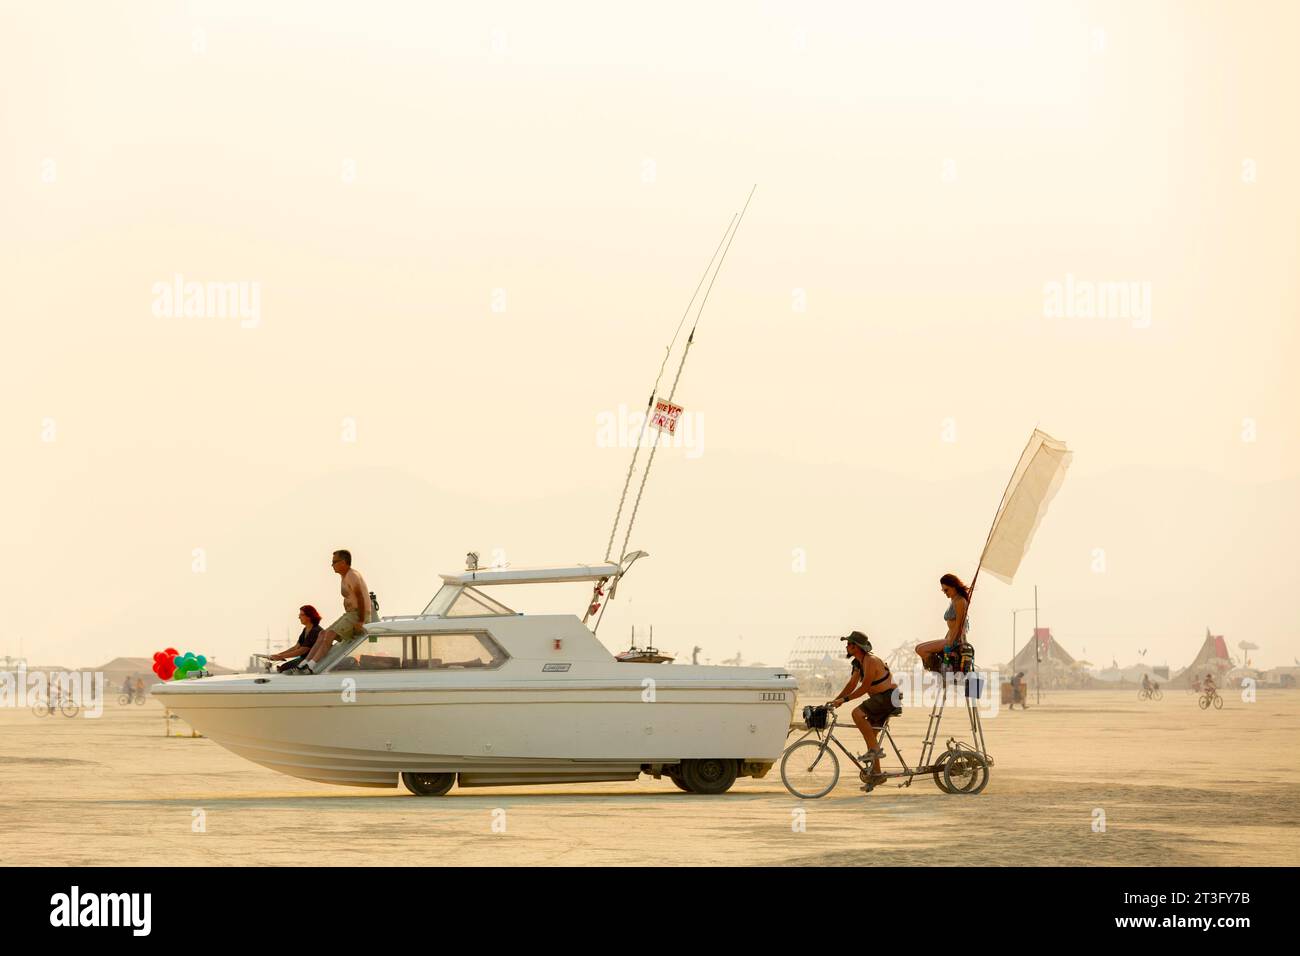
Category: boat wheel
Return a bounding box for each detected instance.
[942,750,990,795]
[666,768,692,792]
[679,758,739,795]
[401,771,456,796]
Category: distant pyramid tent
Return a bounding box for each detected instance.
[1006,627,1076,672]
[1169,629,1234,688]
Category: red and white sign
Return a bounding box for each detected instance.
[649,398,684,435]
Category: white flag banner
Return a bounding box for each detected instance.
[978,429,1072,585]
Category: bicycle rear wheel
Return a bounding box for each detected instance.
[932,750,954,792]
[780,739,841,799]
[943,750,990,795]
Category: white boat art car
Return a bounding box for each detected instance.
[153,562,797,795]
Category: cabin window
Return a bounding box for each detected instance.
[346,631,507,671]
[421,584,515,617]
[445,587,515,618]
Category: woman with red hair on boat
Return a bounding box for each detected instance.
[265,605,324,673]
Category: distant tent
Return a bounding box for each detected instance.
[1006,627,1075,671]
[1168,629,1234,688]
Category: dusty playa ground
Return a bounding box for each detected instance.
[1,689,1297,867]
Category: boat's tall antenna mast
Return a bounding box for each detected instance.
[602,213,739,565]
[616,184,756,564]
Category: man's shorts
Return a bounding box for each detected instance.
[856,691,901,728]
[326,610,362,640]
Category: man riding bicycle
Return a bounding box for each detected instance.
[827,631,900,787]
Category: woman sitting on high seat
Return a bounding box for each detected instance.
[914,573,970,671]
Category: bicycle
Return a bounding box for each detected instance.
[1198,689,1223,710]
[117,692,147,706]
[1138,685,1163,701]
[32,694,80,718]
[781,687,991,799]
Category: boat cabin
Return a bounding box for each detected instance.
[317,562,628,674]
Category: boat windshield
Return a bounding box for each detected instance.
[332,631,507,671]
[422,584,514,618]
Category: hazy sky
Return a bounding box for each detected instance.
[3,1,1297,672]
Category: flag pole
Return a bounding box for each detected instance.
[968,430,1037,608]
[1034,584,1040,706]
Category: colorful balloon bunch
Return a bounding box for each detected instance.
[152,648,208,681]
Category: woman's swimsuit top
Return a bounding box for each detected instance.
[944,599,970,639]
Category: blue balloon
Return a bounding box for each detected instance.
[196,655,207,667]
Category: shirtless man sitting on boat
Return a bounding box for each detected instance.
[827,631,900,788]
[294,550,372,674]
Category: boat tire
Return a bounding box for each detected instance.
[401,771,456,796]
[678,758,739,795]
[667,769,691,792]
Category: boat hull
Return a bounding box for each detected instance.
[154,675,797,789]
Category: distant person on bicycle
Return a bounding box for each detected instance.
[827,631,899,784]
[121,676,134,702]
[133,676,145,699]
[1141,673,1152,695]
[1203,672,1217,695]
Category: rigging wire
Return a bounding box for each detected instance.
[602,213,739,564]
[615,184,757,567]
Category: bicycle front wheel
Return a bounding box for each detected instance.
[1213,694,1223,710]
[781,739,841,799]
[1152,688,1163,701]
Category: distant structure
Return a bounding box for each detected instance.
[884,640,917,675]
[87,657,238,689]
[785,635,851,700]
[1168,628,1234,689]
[1004,627,1092,690]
